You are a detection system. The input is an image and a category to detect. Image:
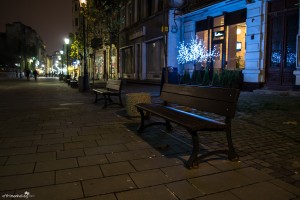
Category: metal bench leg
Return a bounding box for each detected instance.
[137,108,145,133]
[119,95,124,107]
[225,126,239,161]
[103,95,107,108]
[166,120,172,132]
[186,131,200,169]
[94,93,98,103]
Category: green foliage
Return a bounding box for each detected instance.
[211,72,220,87]
[202,69,210,86]
[180,70,191,84]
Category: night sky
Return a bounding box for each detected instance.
[0,0,73,55]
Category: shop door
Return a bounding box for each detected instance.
[266,6,298,89]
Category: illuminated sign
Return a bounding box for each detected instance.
[213,31,224,38]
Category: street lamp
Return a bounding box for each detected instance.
[60,50,64,76]
[80,0,89,91]
[64,38,70,76]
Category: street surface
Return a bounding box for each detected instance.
[0,77,299,200]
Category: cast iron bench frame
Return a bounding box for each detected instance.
[135,83,240,168]
[92,79,123,108]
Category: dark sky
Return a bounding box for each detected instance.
[0,0,73,55]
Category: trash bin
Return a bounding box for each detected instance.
[125,93,151,117]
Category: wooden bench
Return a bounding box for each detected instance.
[135,83,240,168]
[92,79,123,108]
[70,79,78,88]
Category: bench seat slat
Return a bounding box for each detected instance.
[136,103,226,131]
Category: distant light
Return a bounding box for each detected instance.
[64,38,70,45]
[237,28,241,35]
[60,50,64,55]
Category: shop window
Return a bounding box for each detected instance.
[226,22,246,69]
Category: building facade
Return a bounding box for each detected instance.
[168,0,299,90]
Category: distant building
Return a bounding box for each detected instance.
[0,22,46,73]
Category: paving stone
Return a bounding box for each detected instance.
[130,156,182,171]
[78,194,117,200]
[0,172,54,191]
[130,169,172,188]
[231,182,296,200]
[82,174,136,197]
[125,141,152,150]
[208,159,247,171]
[84,144,128,155]
[64,140,98,150]
[195,191,240,200]
[270,179,300,196]
[42,133,64,139]
[4,135,42,142]
[78,155,108,166]
[72,135,102,142]
[56,165,103,184]
[0,146,37,156]
[166,180,204,199]
[236,167,273,183]
[101,161,136,176]
[0,163,34,176]
[16,182,83,200]
[6,152,56,165]
[116,185,177,200]
[0,140,33,149]
[57,149,85,159]
[33,137,72,145]
[106,149,155,163]
[35,158,78,172]
[161,163,220,181]
[97,136,133,146]
[189,171,254,194]
[0,157,7,165]
[37,143,64,152]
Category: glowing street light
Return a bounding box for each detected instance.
[64,38,70,76]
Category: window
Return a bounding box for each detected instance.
[122,47,134,74]
[147,40,164,76]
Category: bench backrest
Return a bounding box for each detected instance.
[160,83,240,119]
[106,79,122,91]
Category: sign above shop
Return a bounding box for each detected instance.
[129,26,146,40]
[213,31,224,38]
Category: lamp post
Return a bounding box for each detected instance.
[60,50,64,76]
[80,0,89,91]
[64,38,70,76]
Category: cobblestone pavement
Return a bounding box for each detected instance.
[0,77,299,200]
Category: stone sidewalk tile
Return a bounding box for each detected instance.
[64,140,98,150]
[0,140,33,149]
[230,182,296,200]
[84,144,128,155]
[35,158,78,172]
[32,137,72,145]
[270,179,300,196]
[189,171,254,195]
[42,133,64,139]
[116,185,177,200]
[37,143,64,153]
[166,180,205,199]
[78,193,117,200]
[0,146,37,157]
[130,156,182,171]
[125,141,153,150]
[56,165,103,184]
[105,149,156,163]
[16,182,83,200]
[161,163,220,181]
[129,169,172,188]
[195,191,240,200]
[208,159,247,171]
[101,161,136,176]
[6,152,56,165]
[236,167,274,182]
[77,154,108,167]
[0,157,7,165]
[72,135,102,142]
[82,174,136,197]
[0,163,34,176]
[0,171,54,191]
[3,135,42,142]
[56,149,85,159]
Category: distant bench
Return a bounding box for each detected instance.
[92,79,123,108]
[135,83,240,168]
